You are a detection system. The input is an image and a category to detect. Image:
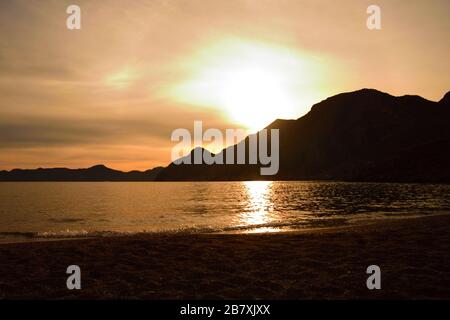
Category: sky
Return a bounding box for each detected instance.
[0,0,449,170]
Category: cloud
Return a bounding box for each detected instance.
[0,110,226,148]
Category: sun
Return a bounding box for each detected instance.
[167,38,330,132]
[218,66,295,132]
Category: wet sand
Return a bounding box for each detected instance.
[0,215,449,299]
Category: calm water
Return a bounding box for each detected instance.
[0,181,449,242]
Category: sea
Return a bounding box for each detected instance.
[0,181,449,243]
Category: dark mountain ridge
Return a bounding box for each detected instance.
[1,88,449,182]
[0,165,163,181]
[158,88,450,182]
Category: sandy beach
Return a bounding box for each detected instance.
[0,214,449,300]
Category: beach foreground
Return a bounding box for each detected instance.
[1,215,450,299]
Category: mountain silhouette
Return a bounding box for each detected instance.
[0,165,163,181]
[157,89,450,182]
[440,91,450,106]
[1,89,449,182]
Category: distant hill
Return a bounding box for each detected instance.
[2,89,449,182]
[0,165,164,181]
[157,89,450,182]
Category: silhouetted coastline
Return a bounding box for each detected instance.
[2,89,449,182]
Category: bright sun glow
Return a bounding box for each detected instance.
[218,66,295,132]
[168,38,334,132]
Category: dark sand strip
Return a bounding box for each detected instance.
[0,215,449,299]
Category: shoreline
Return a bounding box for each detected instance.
[1,214,450,299]
[1,211,449,245]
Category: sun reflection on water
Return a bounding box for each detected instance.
[240,181,280,233]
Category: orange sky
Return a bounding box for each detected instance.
[0,0,449,170]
